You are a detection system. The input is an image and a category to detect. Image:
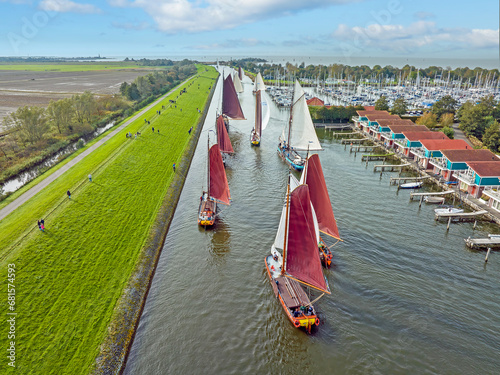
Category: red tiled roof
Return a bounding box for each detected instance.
[377,118,414,126]
[365,113,400,121]
[402,131,449,141]
[420,139,470,151]
[388,125,429,133]
[467,161,500,177]
[442,149,500,162]
[306,97,324,106]
[357,110,389,116]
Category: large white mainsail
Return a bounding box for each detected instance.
[254,72,266,92]
[289,80,322,151]
[233,72,244,93]
[261,91,271,131]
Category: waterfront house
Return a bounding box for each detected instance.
[429,149,499,181]
[306,97,325,107]
[383,124,429,148]
[354,110,390,132]
[364,113,401,138]
[377,119,416,145]
[394,131,448,156]
[454,161,500,198]
[411,139,470,169]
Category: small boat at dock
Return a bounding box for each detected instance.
[434,206,464,215]
[424,196,445,204]
[399,181,423,189]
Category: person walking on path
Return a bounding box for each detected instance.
[40,218,45,232]
[188,126,193,134]
[88,174,92,182]
[173,163,176,172]
[37,220,41,231]
[152,127,155,132]
[67,190,71,199]
[158,129,160,134]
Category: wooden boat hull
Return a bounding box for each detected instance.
[424,196,445,204]
[198,196,217,226]
[319,243,332,268]
[250,131,260,146]
[265,254,319,331]
[400,182,423,189]
[277,147,304,171]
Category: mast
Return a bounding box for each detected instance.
[287,84,295,146]
[207,135,210,198]
[282,174,291,275]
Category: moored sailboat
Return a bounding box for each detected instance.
[251,73,269,146]
[265,175,330,332]
[278,80,322,170]
[233,72,244,93]
[198,138,231,226]
[300,154,342,267]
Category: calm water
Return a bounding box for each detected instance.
[124,71,500,375]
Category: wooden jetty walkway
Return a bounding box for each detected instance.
[373,163,410,172]
[350,145,380,154]
[390,176,431,185]
[410,189,455,206]
[362,153,394,162]
[435,210,488,230]
[341,138,368,144]
[464,237,500,250]
[334,132,359,138]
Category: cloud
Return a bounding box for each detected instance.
[113,0,358,33]
[332,21,499,52]
[39,0,101,14]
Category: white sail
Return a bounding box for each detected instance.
[233,72,244,93]
[290,174,300,191]
[311,202,320,245]
[261,91,271,131]
[255,72,266,92]
[289,80,322,151]
[273,204,287,251]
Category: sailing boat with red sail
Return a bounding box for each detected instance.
[198,137,231,226]
[300,154,342,267]
[222,74,245,129]
[250,72,269,146]
[216,115,234,154]
[265,175,330,332]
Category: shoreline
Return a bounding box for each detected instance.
[91,71,219,375]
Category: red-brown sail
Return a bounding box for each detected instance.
[216,115,234,153]
[285,184,329,293]
[209,144,231,205]
[222,74,245,120]
[255,90,262,137]
[303,154,340,239]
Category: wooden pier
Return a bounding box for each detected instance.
[464,237,500,250]
[362,153,394,162]
[435,210,488,230]
[409,189,454,206]
[334,132,358,138]
[373,163,410,172]
[350,145,380,154]
[390,176,431,185]
[341,138,368,144]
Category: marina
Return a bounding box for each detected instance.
[124,69,500,375]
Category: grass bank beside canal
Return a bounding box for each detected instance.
[0,65,218,374]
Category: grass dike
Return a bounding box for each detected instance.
[0,65,219,374]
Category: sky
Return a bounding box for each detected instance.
[0,0,498,66]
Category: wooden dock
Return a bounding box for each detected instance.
[373,163,410,172]
[410,190,454,199]
[465,237,500,250]
[362,153,394,162]
[390,176,431,185]
[350,145,380,154]
[334,132,358,138]
[435,210,488,230]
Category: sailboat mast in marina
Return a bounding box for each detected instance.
[198,136,231,226]
[300,154,342,267]
[222,73,245,129]
[265,175,330,332]
[278,80,322,170]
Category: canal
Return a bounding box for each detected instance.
[124,70,500,374]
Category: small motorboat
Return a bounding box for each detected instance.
[399,181,423,189]
[424,196,445,204]
[434,206,464,214]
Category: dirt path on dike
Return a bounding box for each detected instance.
[0,80,190,222]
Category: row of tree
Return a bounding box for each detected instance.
[309,105,364,123]
[231,59,499,85]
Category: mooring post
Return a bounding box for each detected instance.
[419,195,424,207]
[485,248,491,263]
[473,219,477,229]
[447,216,452,230]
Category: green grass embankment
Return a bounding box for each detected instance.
[0,65,218,374]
